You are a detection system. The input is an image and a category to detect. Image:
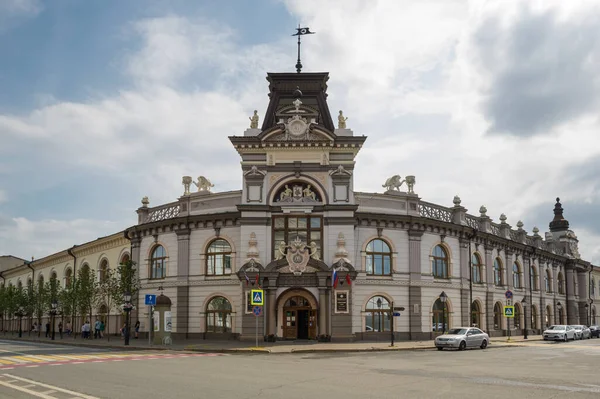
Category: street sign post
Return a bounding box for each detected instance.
[251,289,264,306]
[253,305,262,348]
[503,306,515,317]
[145,295,156,306]
[505,290,513,299]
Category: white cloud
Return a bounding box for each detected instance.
[0,0,42,32]
[2,1,600,264]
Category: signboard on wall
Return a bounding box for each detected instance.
[153,311,160,332]
[164,311,172,332]
[335,291,349,313]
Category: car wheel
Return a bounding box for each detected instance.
[564,335,568,342]
[459,341,466,351]
[437,347,443,351]
[480,340,488,349]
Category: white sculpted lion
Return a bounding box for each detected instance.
[194,176,214,192]
[382,175,405,192]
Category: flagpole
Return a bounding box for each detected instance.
[296,26,302,73]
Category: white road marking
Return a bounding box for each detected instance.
[3,374,100,398]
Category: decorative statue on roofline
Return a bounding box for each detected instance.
[382,175,405,191]
[193,176,214,192]
[249,110,259,129]
[338,110,348,129]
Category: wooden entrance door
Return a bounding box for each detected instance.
[282,295,317,340]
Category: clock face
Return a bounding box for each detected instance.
[287,119,306,137]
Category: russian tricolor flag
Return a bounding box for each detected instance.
[332,268,339,289]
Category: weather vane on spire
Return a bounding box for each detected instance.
[292,25,315,73]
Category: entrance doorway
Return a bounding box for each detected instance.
[282,295,317,340]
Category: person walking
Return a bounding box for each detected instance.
[65,322,71,337]
[94,319,101,339]
[45,322,50,338]
[58,322,63,339]
[99,320,105,339]
[134,320,140,339]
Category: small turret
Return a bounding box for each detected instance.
[549,197,569,232]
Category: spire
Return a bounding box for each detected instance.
[549,197,569,232]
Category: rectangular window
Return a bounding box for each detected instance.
[272,215,323,261]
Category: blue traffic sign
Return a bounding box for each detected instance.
[505,290,513,299]
[145,294,156,306]
[393,312,401,317]
[251,289,264,306]
[252,306,262,316]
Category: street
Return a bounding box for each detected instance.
[0,338,599,398]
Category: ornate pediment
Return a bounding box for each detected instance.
[274,181,322,203]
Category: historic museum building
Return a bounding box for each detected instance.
[124,71,598,341]
[2,70,599,341]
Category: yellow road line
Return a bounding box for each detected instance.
[11,356,45,363]
[0,359,15,365]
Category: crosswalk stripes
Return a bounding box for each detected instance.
[0,352,224,370]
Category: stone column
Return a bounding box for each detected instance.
[459,239,470,326]
[485,248,494,333]
[552,264,558,294]
[175,229,191,336]
[319,288,327,335]
[566,268,577,324]
[408,231,423,338]
[267,289,276,336]
[505,250,514,289]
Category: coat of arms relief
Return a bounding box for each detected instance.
[276,237,320,276]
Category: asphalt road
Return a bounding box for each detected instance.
[0,338,599,398]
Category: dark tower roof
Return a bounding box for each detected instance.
[549,197,570,232]
[260,72,335,132]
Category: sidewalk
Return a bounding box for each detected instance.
[0,333,542,354]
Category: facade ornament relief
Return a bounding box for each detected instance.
[277,183,319,203]
[333,232,350,264]
[249,110,259,129]
[246,232,260,264]
[277,237,320,276]
[193,176,214,192]
[338,110,348,129]
[382,175,405,192]
[405,175,416,194]
[182,176,193,195]
[244,165,267,177]
[329,165,352,176]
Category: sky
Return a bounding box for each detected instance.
[1,0,599,264]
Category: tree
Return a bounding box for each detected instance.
[0,284,6,332]
[96,268,119,340]
[33,282,49,337]
[75,266,98,333]
[5,285,17,333]
[24,281,36,336]
[58,287,74,332]
[115,260,141,305]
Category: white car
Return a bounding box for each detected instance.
[435,327,490,350]
[543,325,575,341]
[572,325,591,339]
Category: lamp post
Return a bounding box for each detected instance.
[50,300,58,341]
[557,301,563,324]
[15,307,24,338]
[521,296,528,339]
[123,292,133,346]
[440,291,448,334]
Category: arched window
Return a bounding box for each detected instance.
[37,275,44,289]
[365,296,391,332]
[17,280,22,290]
[471,301,481,328]
[494,258,503,286]
[558,272,565,294]
[592,307,597,325]
[592,278,596,297]
[65,268,73,288]
[150,245,167,279]
[558,306,565,324]
[494,302,502,330]
[365,239,392,276]
[206,296,232,333]
[545,269,552,293]
[120,253,130,265]
[432,298,447,332]
[206,239,232,276]
[99,259,109,282]
[514,304,521,329]
[472,253,482,284]
[513,262,522,289]
[531,305,538,330]
[26,278,32,289]
[530,265,538,291]
[432,245,449,279]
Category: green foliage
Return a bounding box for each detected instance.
[75,266,98,323]
[115,260,141,306]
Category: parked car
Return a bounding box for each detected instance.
[589,325,600,338]
[572,325,591,339]
[435,327,489,351]
[543,325,575,341]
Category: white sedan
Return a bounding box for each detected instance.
[543,325,575,341]
[435,327,490,351]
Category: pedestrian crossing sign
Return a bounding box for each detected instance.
[503,306,515,318]
[251,289,264,306]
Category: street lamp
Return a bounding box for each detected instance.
[50,300,58,340]
[14,307,25,338]
[123,292,133,346]
[440,291,448,334]
[521,296,528,339]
